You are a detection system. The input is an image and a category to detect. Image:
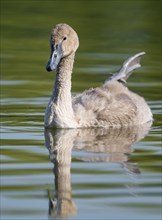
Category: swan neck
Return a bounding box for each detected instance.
[46,52,77,128]
[52,52,75,103]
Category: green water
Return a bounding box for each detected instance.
[1,0,161,220]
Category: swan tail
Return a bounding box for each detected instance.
[108,52,146,83]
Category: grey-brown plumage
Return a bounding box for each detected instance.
[45,23,152,128]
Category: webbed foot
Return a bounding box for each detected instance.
[109,52,146,83]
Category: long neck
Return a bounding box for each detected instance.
[52,52,74,104]
[49,52,76,127]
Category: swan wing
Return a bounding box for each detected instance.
[73,83,137,127]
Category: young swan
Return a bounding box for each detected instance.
[45,23,152,128]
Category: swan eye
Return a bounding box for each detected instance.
[63,37,67,41]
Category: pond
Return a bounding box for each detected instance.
[1,0,161,220]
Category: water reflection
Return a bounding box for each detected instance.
[44,122,151,219]
[45,129,77,218]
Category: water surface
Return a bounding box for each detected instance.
[1,1,161,220]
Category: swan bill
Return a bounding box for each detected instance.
[46,44,63,71]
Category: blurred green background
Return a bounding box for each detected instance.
[1,0,161,98]
[1,1,161,220]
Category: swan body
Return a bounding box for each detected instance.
[45,23,152,128]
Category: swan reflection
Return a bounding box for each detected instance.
[44,122,152,219]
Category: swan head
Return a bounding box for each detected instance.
[46,23,79,72]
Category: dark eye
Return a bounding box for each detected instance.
[63,37,67,40]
